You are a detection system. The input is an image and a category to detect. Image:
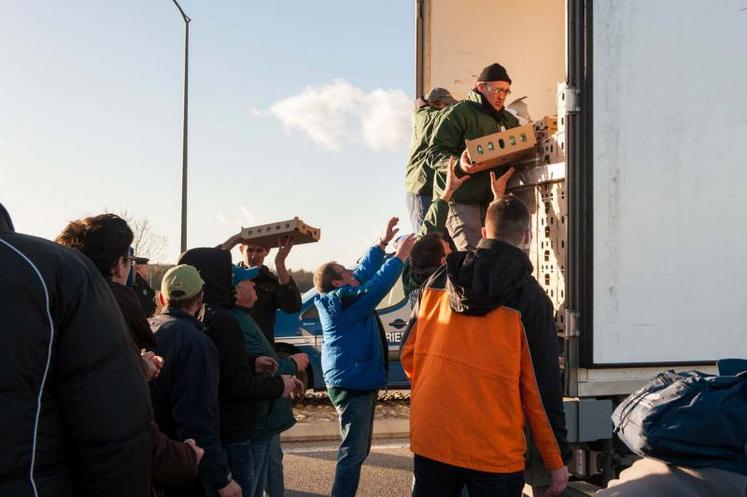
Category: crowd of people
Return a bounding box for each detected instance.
[2,59,743,497]
[0,60,565,497]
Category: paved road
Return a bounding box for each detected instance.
[283,439,413,497]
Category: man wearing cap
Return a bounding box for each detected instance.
[404,87,458,232]
[230,265,307,497]
[219,235,302,346]
[150,265,241,497]
[421,62,520,250]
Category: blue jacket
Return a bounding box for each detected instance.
[315,246,405,390]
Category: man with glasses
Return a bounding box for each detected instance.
[420,62,520,250]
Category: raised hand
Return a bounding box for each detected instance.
[489,166,516,200]
[441,156,471,202]
[381,217,400,246]
[395,234,417,261]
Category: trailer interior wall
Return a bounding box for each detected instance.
[422,0,565,119]
[591,0,747,364]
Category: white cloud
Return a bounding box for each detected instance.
[266,79,411,152]
[216,205,256,228]
[360,89,412,151]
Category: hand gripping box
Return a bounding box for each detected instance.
[464,124,537,173]
[238,217,320,248]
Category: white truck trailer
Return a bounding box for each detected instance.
[415,0,747,489]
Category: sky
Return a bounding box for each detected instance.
[0,1,415,270]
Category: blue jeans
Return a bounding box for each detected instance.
[203,439,254,497]
[412,455,524,497]
[265,433,285,497]
[331,390,378,497]
[249,435,272,497]
[406,192,433,233]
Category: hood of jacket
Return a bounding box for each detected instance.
[178,247,233,308]
[0,203,14,233]
[446,239,533,316]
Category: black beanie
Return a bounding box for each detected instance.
[0,202,15,233]
[478,63,511,84]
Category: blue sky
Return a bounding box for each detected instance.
[0,1,415,270]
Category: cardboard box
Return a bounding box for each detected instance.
[539,131,566,165]
[533,115,558,140]
[464,124,537,173]
[239,217,320,248]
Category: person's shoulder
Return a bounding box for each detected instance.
[258,265,279,282]
[515,275,553,314]
[442,100,473,117]
[1,232,108,297]
[503,109,521,127]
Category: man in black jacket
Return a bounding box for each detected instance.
[0,203,152,497]
[150,264,238,497]
[55,214,202,494]
[219,234,302,343]
[178,247,300,496]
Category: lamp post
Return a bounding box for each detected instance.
[171,0,190,253]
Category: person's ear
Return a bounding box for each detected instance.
[111,256,127,280]
[331,279,342,289]
[158,292,166,308]
[481,226,487,239]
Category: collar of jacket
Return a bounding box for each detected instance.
[162,307,204,330]
[466,89,511,125]
[445,239,533,316]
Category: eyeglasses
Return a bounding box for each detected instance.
[483,85,511,96]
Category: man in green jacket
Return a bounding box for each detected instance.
[230,265,307,497]
[420,62,520,250]
[404,87,457,232]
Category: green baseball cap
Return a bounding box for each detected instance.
[161,264,205,301]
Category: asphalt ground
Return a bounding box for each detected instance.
[283,439,413,497]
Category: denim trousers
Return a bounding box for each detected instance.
[406,192,433,233]
[331,391,378,497]
[445,202,487,251]
[265,433,285,497]
[412,454,525,497]
[202,439,254,497]
[249,435,273,497]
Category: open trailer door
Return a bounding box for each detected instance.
[582,0,747,369]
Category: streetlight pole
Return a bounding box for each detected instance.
[171,0,190,253]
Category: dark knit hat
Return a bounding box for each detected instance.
[478,63,511,84]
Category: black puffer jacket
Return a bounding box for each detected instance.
[179,248,284,443]
[0,230,152,497]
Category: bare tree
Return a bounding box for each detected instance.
[119,210,168,263]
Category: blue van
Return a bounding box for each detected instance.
[273,278,412,390]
